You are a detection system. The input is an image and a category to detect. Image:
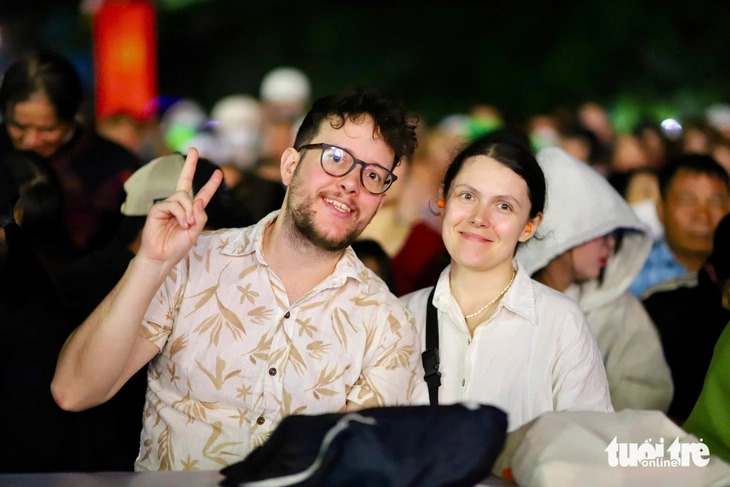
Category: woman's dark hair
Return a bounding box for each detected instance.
[0,48,83,123]
[293,85,418,169]
[442,129,546,218]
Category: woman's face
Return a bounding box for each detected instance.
[5,93,72,158]
[442,155,536,272]
[571,233,615,281]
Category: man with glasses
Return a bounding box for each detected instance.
[52,86,420,471]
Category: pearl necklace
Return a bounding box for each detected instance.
[464,267,517,320]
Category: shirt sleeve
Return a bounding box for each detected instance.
[602,293,673,412]
[139,257,189,350]
[551,300,614,413]
[347,292,424,408]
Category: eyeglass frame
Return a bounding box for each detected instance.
[295,142,399,195]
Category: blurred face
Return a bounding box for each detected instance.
[571,233,615,281]
[5,93,73,158]
[442,156,537,272]
[662,169,730,261]
[625,172,660,205]
[281,115,391,251]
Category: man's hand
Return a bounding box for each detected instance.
[138,148,223,267]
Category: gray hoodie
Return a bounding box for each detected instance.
[517,147,673,412]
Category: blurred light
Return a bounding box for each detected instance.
[660,118,683,141]
[94,0,157,121]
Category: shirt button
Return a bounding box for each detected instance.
[284,311,290,319]
[256,416,265,425]
[269,367,277,376]
[462,379,465,387]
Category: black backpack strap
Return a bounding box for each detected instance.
[421,286,441,406]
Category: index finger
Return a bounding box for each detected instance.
[193,168,224,208]
[175,147,199,193]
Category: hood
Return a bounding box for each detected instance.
[516,147,652,310]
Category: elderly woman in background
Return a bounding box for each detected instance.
[0,48,139,257]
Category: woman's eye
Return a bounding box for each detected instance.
[459,192,474,200]
[498,203,511,211]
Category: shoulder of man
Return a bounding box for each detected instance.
[640,271,699,301]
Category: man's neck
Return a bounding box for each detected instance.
[667,243,707,272]
[263,213,345,304]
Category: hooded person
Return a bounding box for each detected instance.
[516,147,673,412]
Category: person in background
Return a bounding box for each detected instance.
[608,167,664,243]
[0,159,77,472]
[630,154,730,297]
[400,132,611,433]
[2,149,77,268]
[52,86,421,471]
[683,214,730,462]
[518,147,673,412]
[48,153,244,471]
[643,214,730,423]
[351,238,396,293]
[0,48,140,255]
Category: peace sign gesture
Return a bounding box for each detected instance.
[138,148,223,268]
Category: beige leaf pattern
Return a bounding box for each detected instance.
[157,425,174,470]
[181,455,199,471]
[202,421,243,467]
[229,408,249,428]
[169,335,187,358]
[216,294,247,337]
[196,356,242,390]
[185,285,219,316]
[306,340,330,359]
[167,362,180,384]
[238,263,258,280]
[237,283,259,304]
[136,221,418,471]
[248,306,273,325]
[308,363,349,400]
[205,248,212,274]
[171,391,220,424]
[297,317,317,338]
[236,384,252,402]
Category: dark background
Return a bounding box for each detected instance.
[1,0,729,128]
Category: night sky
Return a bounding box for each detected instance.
[1,0,729,127]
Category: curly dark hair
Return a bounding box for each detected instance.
[293,85,417,170]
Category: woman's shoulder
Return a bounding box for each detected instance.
[399,286,433,308]
[527,278,587,326]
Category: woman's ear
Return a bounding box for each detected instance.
[520,213,543,242]
[280,147,299,187]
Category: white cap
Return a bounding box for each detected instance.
[121,154,190,216]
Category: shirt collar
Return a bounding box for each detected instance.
[432,260,539,327]
[219,209,366,291]
[220,210,278,263]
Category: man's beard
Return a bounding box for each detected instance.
[287,194,361,252]
[286,169,364,252]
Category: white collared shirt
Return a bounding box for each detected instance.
[400,261,613,431]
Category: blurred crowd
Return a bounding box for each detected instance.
[2,48,730,473]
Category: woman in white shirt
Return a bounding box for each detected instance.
[400,132,612,432]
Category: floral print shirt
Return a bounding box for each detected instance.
[135,211,421,471]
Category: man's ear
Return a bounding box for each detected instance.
[280,147,299,187]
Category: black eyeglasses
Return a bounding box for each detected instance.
[296,143,397,195]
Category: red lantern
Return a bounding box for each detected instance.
[93,0,157,121]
